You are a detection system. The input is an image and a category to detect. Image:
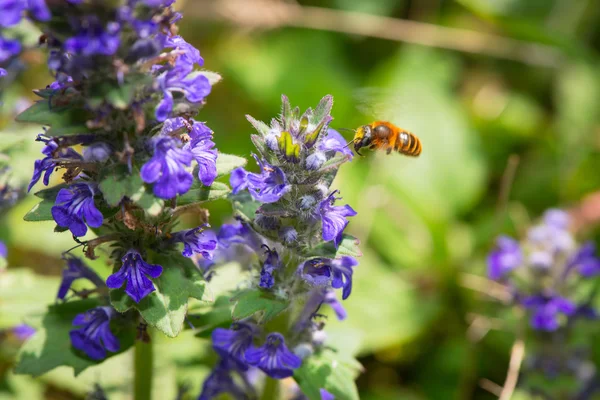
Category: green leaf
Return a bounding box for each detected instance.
[281,95,293,130]
[16,101,91,129]
[14,299,135,377]
[130,190,164,216]
[110,253,213,337]
[246,115,271,136]
[294,349,362,400]
[215,153,247,178]
[230,192,261,221]
[89,75,153,109]
[188,295,233,338]
[310,94,333,126]
[306,234,362,259]
[177,182,231,206]
[98,164,144,207]
[23,199,54,222]
[0,269,60,327]
[231,290,288,323]
[34,184,68,200]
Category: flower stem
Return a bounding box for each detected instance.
[260,377,279,400]
[134,339,153,400]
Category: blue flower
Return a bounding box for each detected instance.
[324,289,346,320]
[51,182,104,237]
[522,295,576,331]
[70,306,120,360]
[185,121,217,186]
[0,68,6,77]
[0,1,24,27]
[28,136,82,192]
[245,332,302,379]
[231,155,291,204]
[305,152,326,170]
[58,255,104,300]
[300,256,357,300]
[172,225,218,259]
[0,240,6,258]
[567,242,600,277]
[158,34,203,73]
[12,324,35,341]
[0,37,21,63]
[318,191,357,248]
[280,226,298,245]
[64,20,121,56]
[155,68,211,121]
[141,136,193,199]
[212,322,257,369]
[106,250,163,303]
[319,128,353,160]
[259,246,281,289]
[198,357,251,400]
[320,389,335,400]
[27,0,51,21]
[83,142,112,163]
[487,236,522,280]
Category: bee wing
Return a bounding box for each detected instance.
[353,87,412,124]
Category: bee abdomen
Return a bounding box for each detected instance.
[395,131,421,157]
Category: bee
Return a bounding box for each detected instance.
[351,121,422,157]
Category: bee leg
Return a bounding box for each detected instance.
[356,149,363,156]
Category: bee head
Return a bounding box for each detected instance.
[353,125,372,156]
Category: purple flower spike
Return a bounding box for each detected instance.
[522,295,576,331]
[324,289,346,320]
[28,136,81,192]
[331,256,357,300]
[245,332,302,379]
[57,255,104,300]
[320,128,353,160]
[27,0,51,21]
[70,307,120,360]
[319,191,357,248]
[172,225,217,259]
[0,1,26,27]
[185,121,217,186]
[198,358,249,400]
[106,250,163,303]
[212,322,257,370]
[231,155,291,204]
[51,183,104,237]
[158,34,203,73]
[259,246,281,289]
[0,37,21,63]
[0,68,6,77]
[300,256,357,300]
[12,324,36,341]
[0,240,7,258]
[141,137,193,199]
[64,21,120,56]
[155,69,211,121]
[320,389,335,400]
[487,236,522,280]
[568,242,600,277]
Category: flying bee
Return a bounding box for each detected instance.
[350,121,422,157]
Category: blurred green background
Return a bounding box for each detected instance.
[3,0,600,398]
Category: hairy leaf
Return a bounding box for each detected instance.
[178,182,230,206]
[216,153,247,178]
[231,290,288,323]
[293,349,362,400]
[98,165,144,207]
[14,299,135,377]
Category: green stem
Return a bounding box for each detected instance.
[134,339,153,400]
[260,377,279,400]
